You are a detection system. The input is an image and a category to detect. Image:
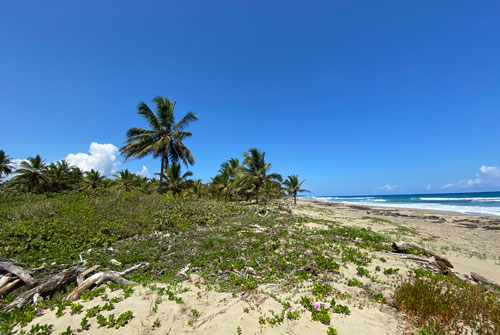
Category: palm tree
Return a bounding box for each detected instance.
[261,180,283,203]
[191,179,204,199]
[46,160,71,192]
[113,169,137,191]
[81,169,105,190]
[241,148,282,204]
[13,155,47,192]
[69,166,84,186]
[161,162,193,196]
[283,174,310,205]
[213,170,231,201]
[0,150,13,179]
[120,96,198,194]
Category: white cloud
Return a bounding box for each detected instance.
[65,142,120,176]
[379,184,397,192]
[1,159,26,181]
[138,165,150,178]
[441,164,500,190]
[425,184,432,190]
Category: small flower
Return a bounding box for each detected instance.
[288,307,292,312]
[299,266,305,271]
[310,302,314,306]
[37,309,44,315]
[264,324,269,328]
[45,295,50,300]
[286,234,290,238]
[62,297,67,302]
[315,304,320,310]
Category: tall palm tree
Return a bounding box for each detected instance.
[283,174,310,205]
[81,169,105,190]
[113,169,137,191]
[241,148,282,204]
[13,155,47,192]
[120,96,198,194]
[46,160,71,192]
[161,162,193,196]
[0,150,13,179]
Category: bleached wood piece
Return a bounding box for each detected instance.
[0,262,33,283]
[4,267,80,312]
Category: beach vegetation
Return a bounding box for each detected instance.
[395,273,500,335]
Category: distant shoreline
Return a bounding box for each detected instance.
[302,192,500,217]
[300,197,500,218]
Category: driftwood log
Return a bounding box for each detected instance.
[471,272,500,290]
[392,241,453,268]
[278,205,292,214]
[0,262,34,283]
[67,262,148,301]
[4,267,80,313]
[0,279,21,297]
[0,275,11,290]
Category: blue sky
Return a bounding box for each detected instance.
[1,0,500,195]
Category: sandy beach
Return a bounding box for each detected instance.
[14,199,500,335]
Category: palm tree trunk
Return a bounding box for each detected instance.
[294,193,297,205]
[158,155,165,194]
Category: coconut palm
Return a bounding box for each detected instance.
[0,150,13,179]
[46,160,71,192]
[241,148,282,204]
[283,174,310,205]
[213,170,231,201]
[261,180,283,203]
[81,169,105,190]
[113,169,137,191]
[191,179,204,199]
[120,96,198,194]
[13,155,47,192]
[69,166,84,185]
[161,162,193,196]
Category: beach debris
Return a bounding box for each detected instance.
[189,273,206,285]
[278,204,292,214]
[246,266,257,275]
[5,267,80,312]
[110,258,122,266]
[67,262,148,301]
[0,278,21,297]
[177,263,191,277]
[0,261,34,283]
[392,241,453,268]
[255,208,270,217]
[471,272,500,290]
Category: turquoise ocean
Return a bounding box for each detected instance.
[311,191,500,216]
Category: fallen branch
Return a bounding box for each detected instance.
[392,241,453,268]
[471,272,500,290]
[0,275,11,290]
[67,263,148,301]
[0,279,21,297]
[77,265,100,286]
[0,262,33,283]
[278,205,292,214]
[4,267,80,312]
[176,263,190,277]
